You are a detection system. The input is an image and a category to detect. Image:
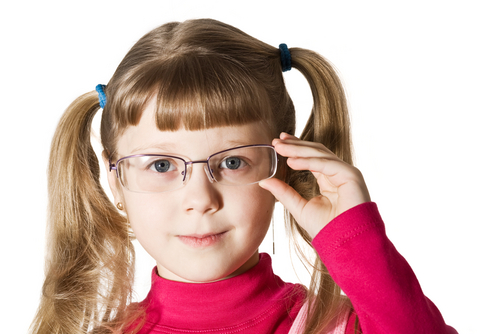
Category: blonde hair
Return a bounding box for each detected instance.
[30,19,354,334]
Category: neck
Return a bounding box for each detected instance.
[156,251,260,283]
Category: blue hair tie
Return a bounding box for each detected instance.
[95,84,107,109]
[279,44,292,72]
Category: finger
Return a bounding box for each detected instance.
[274,133,326,149]
[274,140,330,153]
[273,135,334,153]
[279,132,299,140]
[274,136,327,149]
[274,141,338,160]
[292,154,370,192]
[287,156,349,174]
[258,178,308,221]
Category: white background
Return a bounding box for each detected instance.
[1,1,499,333]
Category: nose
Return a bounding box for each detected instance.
[181,162,220,214]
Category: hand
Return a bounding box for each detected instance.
[259,133,371,239]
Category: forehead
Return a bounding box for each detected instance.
[116,102,273,157]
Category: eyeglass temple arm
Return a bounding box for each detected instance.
[108,159,119,179]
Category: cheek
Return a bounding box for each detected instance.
[122,194,177,237]
[235,186,276,227]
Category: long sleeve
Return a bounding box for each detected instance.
[312,202,457,334]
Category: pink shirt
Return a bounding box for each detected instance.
[136,202,457,333]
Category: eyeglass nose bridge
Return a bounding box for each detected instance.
[182,160,215,185]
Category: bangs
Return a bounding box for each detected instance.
[111,53,274,134]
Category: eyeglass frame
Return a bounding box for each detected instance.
[108,144,278,192]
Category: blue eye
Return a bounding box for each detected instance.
[152,160,171,172]
[220,156,243,170]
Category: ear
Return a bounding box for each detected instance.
[102,150,123,205]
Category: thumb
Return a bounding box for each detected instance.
[259,178,307,221]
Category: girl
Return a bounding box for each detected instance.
[30,19,457,334]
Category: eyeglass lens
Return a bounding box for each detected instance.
[117,146,277,193]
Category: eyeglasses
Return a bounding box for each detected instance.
[109,144,278,193]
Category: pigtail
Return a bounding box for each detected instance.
[292,48,352,163]
[284,48,354,334]
[30,92,141,334]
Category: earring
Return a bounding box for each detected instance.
[126,221,132,264]
[272,216,275,255]
[116,202,124,210]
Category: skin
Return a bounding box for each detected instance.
[259,132,371,239]
[106,102,276,283]
[107,102,371,283]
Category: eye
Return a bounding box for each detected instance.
[220,156,245,170]
[150,159,175,173]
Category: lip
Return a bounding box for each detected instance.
[177,231,227,248]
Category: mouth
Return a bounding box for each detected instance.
[177,231,227,248]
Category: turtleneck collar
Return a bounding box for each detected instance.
[140,253,305,331]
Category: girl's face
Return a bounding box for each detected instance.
[107,101,276,283]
